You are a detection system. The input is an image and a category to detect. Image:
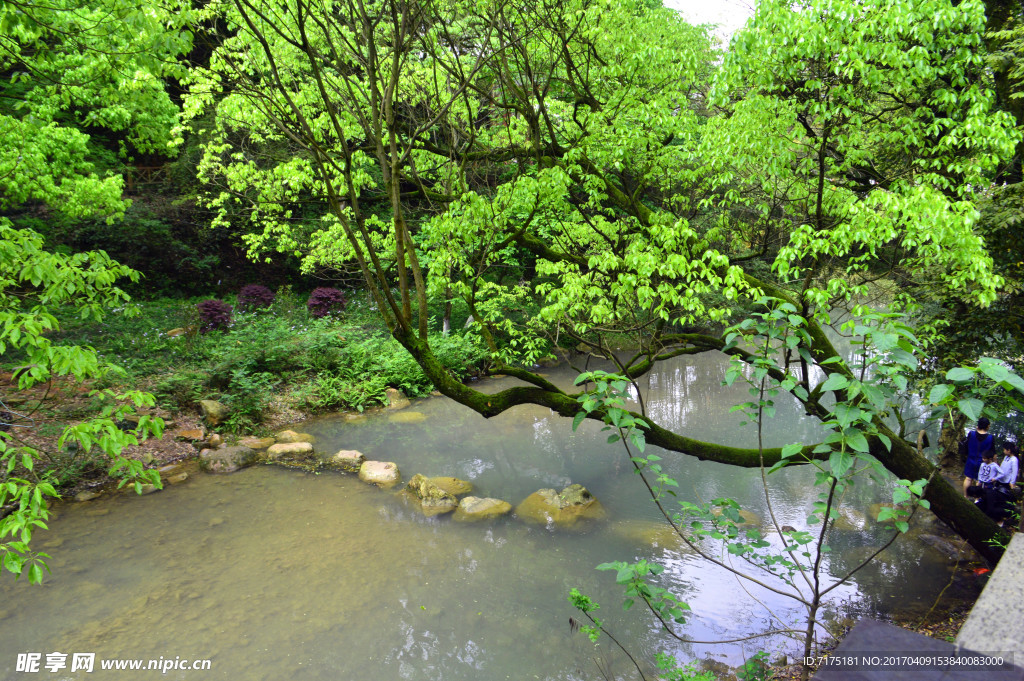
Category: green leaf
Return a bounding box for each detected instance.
[572,411,586,432]
[845,430,870,453]
[945,367,974,382]
[819,374,849,392]
[928,383,954,405]
[957,398,983,422]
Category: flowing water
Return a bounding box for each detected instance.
[0,355,971,680]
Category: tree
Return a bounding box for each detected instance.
[183,0,1020,560]
[0,0,193,581]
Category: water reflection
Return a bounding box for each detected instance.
[0,353,968,681]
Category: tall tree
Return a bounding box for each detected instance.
[0,0,193,581]
[183,0,1020,560]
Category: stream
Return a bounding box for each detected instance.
[0,354,975,680]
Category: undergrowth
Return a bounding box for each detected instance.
[10,290,488,433]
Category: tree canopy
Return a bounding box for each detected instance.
[0,0,193,581]
[174,0,1024,560]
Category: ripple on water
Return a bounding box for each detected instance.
[0,359,972,680]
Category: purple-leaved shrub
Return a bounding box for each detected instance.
[197,299,233,333]
[307,287,346,318]
[238,284,276,311]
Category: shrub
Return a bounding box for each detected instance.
[197,299,233,333]
[307,287,346,318]
[237,284,276,311]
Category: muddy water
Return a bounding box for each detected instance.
[0,355,967,680]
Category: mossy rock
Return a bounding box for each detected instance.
[274,430,316,444]
[199,445,256,474]
[198,400,229,427]
[454,496,512,522]
[428,476,472,497]
[515,484,606,528]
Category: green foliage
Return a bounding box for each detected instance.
[654,654,715,681]
[596,560,691,623]
[736,651,771,681]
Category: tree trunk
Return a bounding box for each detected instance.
[938,412,968,470]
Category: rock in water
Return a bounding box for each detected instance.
[198,400,229,427]
[386,388,411,410]
[331,449,366,473]
[454,497,512,522]
[274,430,316,444]
[388,411,426,424]
[404,474,458,516]
[199,445,257,474]
[359,461,400,489]
[265,442,314,461]
[515,484,606,528]
[427,476,472,497]
[238,436,276,450]
[919,534,973,561]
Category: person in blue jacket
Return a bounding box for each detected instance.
[963,417,995,497]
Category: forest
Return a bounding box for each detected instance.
[2,0,1024,677]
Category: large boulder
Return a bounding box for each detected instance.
[359,461,401,489]
[265,442,314,461]
[515,484,606,528]
[199,445,256,474]
[274,430,315,444]
[330,449,366,473]
[454,496,512,522]
[198,400,229,427]
[404,474,458,516]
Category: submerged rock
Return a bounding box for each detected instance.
[711,506,762,528]
[919,534,974,562]
[74,491,101,502]
[165,472,189,485]
[831,508,868,532]
[274,430,315,444]
[331,449,366,473]
[388,411,426,424]
[610,519,688,549]
[199,445,256,474]
[515,484,606,528]
[454,496,512,522]
[359,461,400,489]
[198,400,229,427]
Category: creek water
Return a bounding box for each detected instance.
[0,355,970,681]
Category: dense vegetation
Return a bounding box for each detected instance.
[2,0,1024,675]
